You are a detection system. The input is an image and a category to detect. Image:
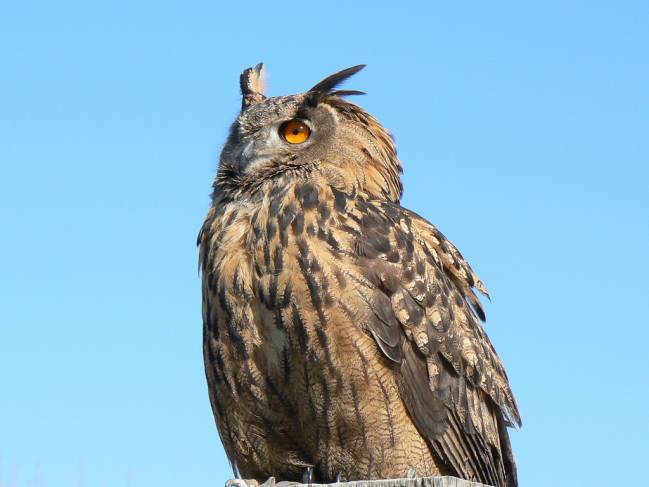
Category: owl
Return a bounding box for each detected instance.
[198,64,520,487]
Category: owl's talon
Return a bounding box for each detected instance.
[226,479,259,487]
[301,466,313,484]
[259,478,276,487]
[405,467,417,479]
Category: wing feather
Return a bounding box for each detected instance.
[339,197,520,487]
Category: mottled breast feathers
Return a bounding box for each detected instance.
[199,179,520,487]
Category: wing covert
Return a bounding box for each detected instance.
[335,197,520,487]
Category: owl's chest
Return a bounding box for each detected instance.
[208,202,364,378]
[207,184,394,387]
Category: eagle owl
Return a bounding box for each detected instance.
[199,64,520,487]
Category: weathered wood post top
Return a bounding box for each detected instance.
[227,476,493,487]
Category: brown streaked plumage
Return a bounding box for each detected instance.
[199,64,521,487]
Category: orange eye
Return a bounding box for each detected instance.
[280,120,311,144]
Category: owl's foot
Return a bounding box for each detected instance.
[301,466,313,484]
[405,468,417,479]
[226,479,260,487]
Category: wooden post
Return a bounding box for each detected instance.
[227,476,492,487]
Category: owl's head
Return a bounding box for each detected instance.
[214,64,402,203]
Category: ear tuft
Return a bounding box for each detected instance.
[306,65,366,104]
[329,90,366,97]
[240,63,266,110]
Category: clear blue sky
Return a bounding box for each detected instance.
[1,2,647,486]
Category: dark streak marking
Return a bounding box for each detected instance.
[274,310,286,333]
[349,339,370,384]
[217,284,230,317]
[207,271,216,291]
[292,304,310,351]
[321,273,334,307]
[355,238,380,259]
[473,302,486,322]
[385,249,400,263]
[381,202,401,221]
[466,271,475,287]
[361,212,382,229]
[340,224,361,237]
[269,198,283,221]
[303,361,319,432]
[330,187,347,212]
[282,347,291,384]
[207,308,221,344]
[309,256,322,273]
[265,372,297,417]
[333,267,347,289]
[215,348,235,392]
[269,275,279,305]
[317,202,331,222]
[296,238,309,261]
[266,221,277,240]
[402,290,424,323]
[347,212,362,225]
[366,230,391,254]
[205,338,220,383]
[317,227,327,241]
[255,278,266,305]
[320,375,332,445]
[325,231,341,253]
[210,388,224,416]
[292,212,304,235]
[273,246,284,272]
[376,374,396,447]
[295,183,319,209]
[350,382,369,450]
[305,271,324,323]
[296,238,328,329]
[281,282,292,308]
[278,203,297,231]
[280,229,288,246]
[221,320,248,366]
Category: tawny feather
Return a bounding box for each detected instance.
[199,64,520,487]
